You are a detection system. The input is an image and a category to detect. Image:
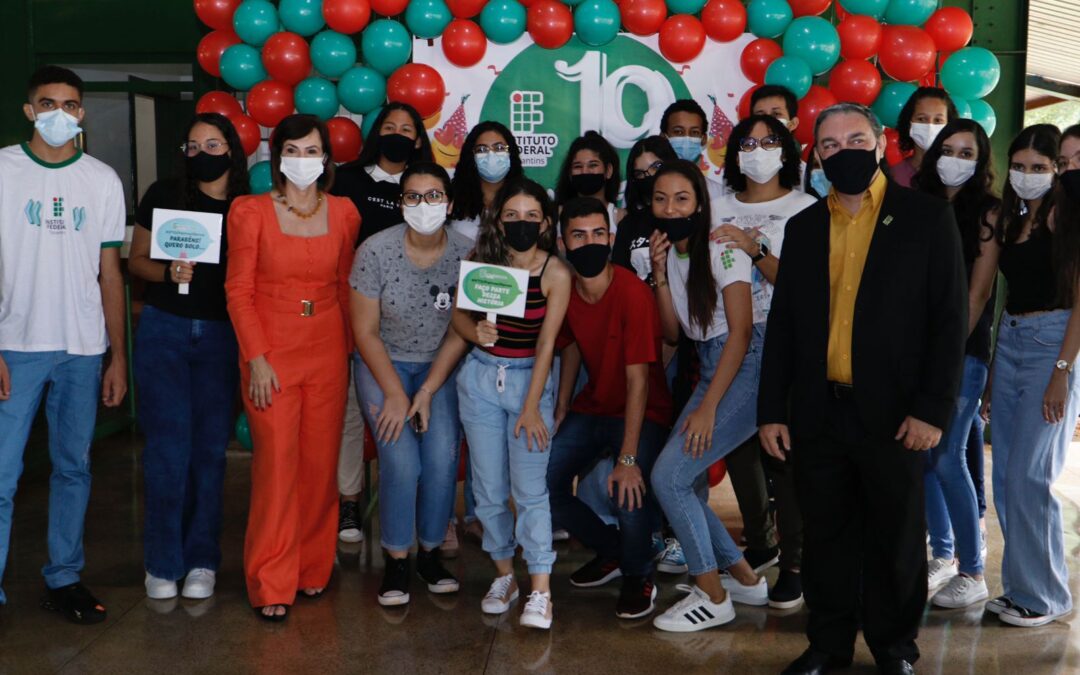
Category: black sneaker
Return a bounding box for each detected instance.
[615,575,657,619]
[338,500,363,543]
[416,549,460,594]
[768,569,803,609]
[378,555,411,606]
[743,546,781,575]
[41,582,107,624]
[570,556,623,588]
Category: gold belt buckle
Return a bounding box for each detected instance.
[300,300,314,317]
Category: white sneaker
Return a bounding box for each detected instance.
[552,529,570,542]
[652,584,736,632]
[931,574,988,609]
[145,572,178,600]
[519,591,553,630]
[481,573,519,614]
[720,575,769,606]
[985,595,1013,615]
[181,568,216,600]
[927,557,958,591]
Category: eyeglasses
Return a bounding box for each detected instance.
[403,190,447,207]
[474,143,510,155]
[631,160,664,181]
[738,135,782,152]
[1056,151,1080,172]
[181,140,228,156]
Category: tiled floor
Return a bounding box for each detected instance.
[2,434,1080,674]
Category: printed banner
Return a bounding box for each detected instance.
[150,208,223,264]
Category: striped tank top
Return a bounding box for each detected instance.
[486,254,551,359]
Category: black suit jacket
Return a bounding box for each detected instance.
[757,181,968,440]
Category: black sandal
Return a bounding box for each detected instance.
[299,588,325,599]
[41,582,107,625]
[254,604,289,622]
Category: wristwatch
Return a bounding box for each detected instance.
[617,454,637,467]
[751,242,769,264]
[1055,359,1074,373]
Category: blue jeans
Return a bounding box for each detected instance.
[651,327,762,576]
[457,349,556,574]
[134,306,239,580]
[967,415,987,518]
[0,350,103,602]
[991,310,1080,615]
[355,354,461,552]
[923,355,987,575]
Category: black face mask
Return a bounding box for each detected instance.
[565,243,610,278]
[821,148,880,195]
[570,172,606,197]
[186,152,231,183]
[379,133,415,164]
[1060,169,1080,202]
[653,214,697,243]
[502,220,541,252]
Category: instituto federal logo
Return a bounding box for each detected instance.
[24,199,42,226]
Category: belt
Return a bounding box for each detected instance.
[255,292,338,317]
[827,381,854,400]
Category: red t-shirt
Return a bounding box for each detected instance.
[557,265,674,427]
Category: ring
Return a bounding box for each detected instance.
[175,265,181,273]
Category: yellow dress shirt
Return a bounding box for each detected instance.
[826,171,887,384]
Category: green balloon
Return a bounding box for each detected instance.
[311,30,357,78]
[764,55,813,99]
[573,0,620,47]
[279,0,325,37]
[480,0,527,45]
[747,0,793,39]
[940,47,1001,101]
[951,96,971,120]
[338,66,387,114]
[838,0,887,19]
[362,106,383,139]
[249,160,273,195]
[406,0,453,39]
[235,413,253,451]
[968,99,997,137]
[667,0,707,14]
[361,19,412,77]
[220,44,268,91]
[882,0,936,26]
[782,16,840,76]
[562,0,585,5]
[295,77,340,120]
[871,81,917,129]
[232,0,278,47]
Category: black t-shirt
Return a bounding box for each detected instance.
[965,256,995,365]
[331,164,403,246]
[135,179,231,321]
[611,208,656,286]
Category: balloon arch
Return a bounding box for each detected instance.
[192,0,1001,193]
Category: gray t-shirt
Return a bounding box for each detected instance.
[351,224,473,362]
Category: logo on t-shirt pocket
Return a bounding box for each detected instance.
[430,284,455,311]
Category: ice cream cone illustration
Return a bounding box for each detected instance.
[706,94,735,175]
[432,94,470,170]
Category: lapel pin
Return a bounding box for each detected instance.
[883,215,893,226]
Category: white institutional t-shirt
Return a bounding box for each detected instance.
[0,144,126,355]
[666,240,752,342]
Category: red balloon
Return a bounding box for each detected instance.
[789,0,831,17]
[794,85,837,146]
[834,2,847,21]
[371,0,409,15]
[196,91,244,118]
[740,38,783,85]
[228,114,262,156]
[919,71,937,87]
[197,29,242,78]
[447,0,487,18]
[738,84,763,120]
[262,32,312,87]
[828,59,881,105]
[324,0,372,33]
[878,26,936,83]
[837,15,881,60]
[884,127,904,166]
[387,64,446,119]
[620,0,666,37]
[442,19,488,65]
[195,0,241,30]
[327,117,363,162]
[527,1,573,49]
[925,7,973,53]
[659,15,706,63]
[701,0,746,43]
[247,81,296,128]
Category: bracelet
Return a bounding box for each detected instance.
[655,278,668,289]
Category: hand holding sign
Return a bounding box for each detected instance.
[150,208,224,296]
[456,261,531,348]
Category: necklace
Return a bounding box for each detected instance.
[275,191,323,219]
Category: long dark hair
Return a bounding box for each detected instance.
[914,119,998,264]
[653,159,716,333]
[625,135,676,210]
[353,101,434,168]
[1053,124,1080,307]
[999,124,1060,246]
[450,121,523,221]
[554,131,621,205]
[177,113,249,207]
[723,114,801,193]
[473,178,557,266]
[896,87,957,154]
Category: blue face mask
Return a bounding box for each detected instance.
[476,151,511,183]
[34,109,83,148]
[810,168,831,197]
[668,136,703,162]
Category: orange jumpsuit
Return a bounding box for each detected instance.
[225,193,360,607]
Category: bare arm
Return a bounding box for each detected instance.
[128,224,192,285]
[555,341,582,431]
[649,231,680,344]
[966,216,1001,337]
[99,247,127,407]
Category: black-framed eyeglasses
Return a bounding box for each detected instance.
[474,143,510,155]
[738,136,782,152]
[631,160,664,181]
[403,190,447,207]
[181,140,229,156]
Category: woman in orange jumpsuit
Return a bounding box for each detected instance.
[226,115,360,621]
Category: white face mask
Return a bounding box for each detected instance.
[403,202,447,235]
[738,147,784,184]
[1009,169,1054,201]
[936,156,977,188]
[280,156,325,189]
[910,123,946,151]
[34,109,83,148]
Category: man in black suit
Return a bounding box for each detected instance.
[758,103,967,675]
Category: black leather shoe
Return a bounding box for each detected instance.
[782,649,850,675]
[878,659,915,675]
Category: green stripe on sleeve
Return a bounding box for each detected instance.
[101,241,123,248]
